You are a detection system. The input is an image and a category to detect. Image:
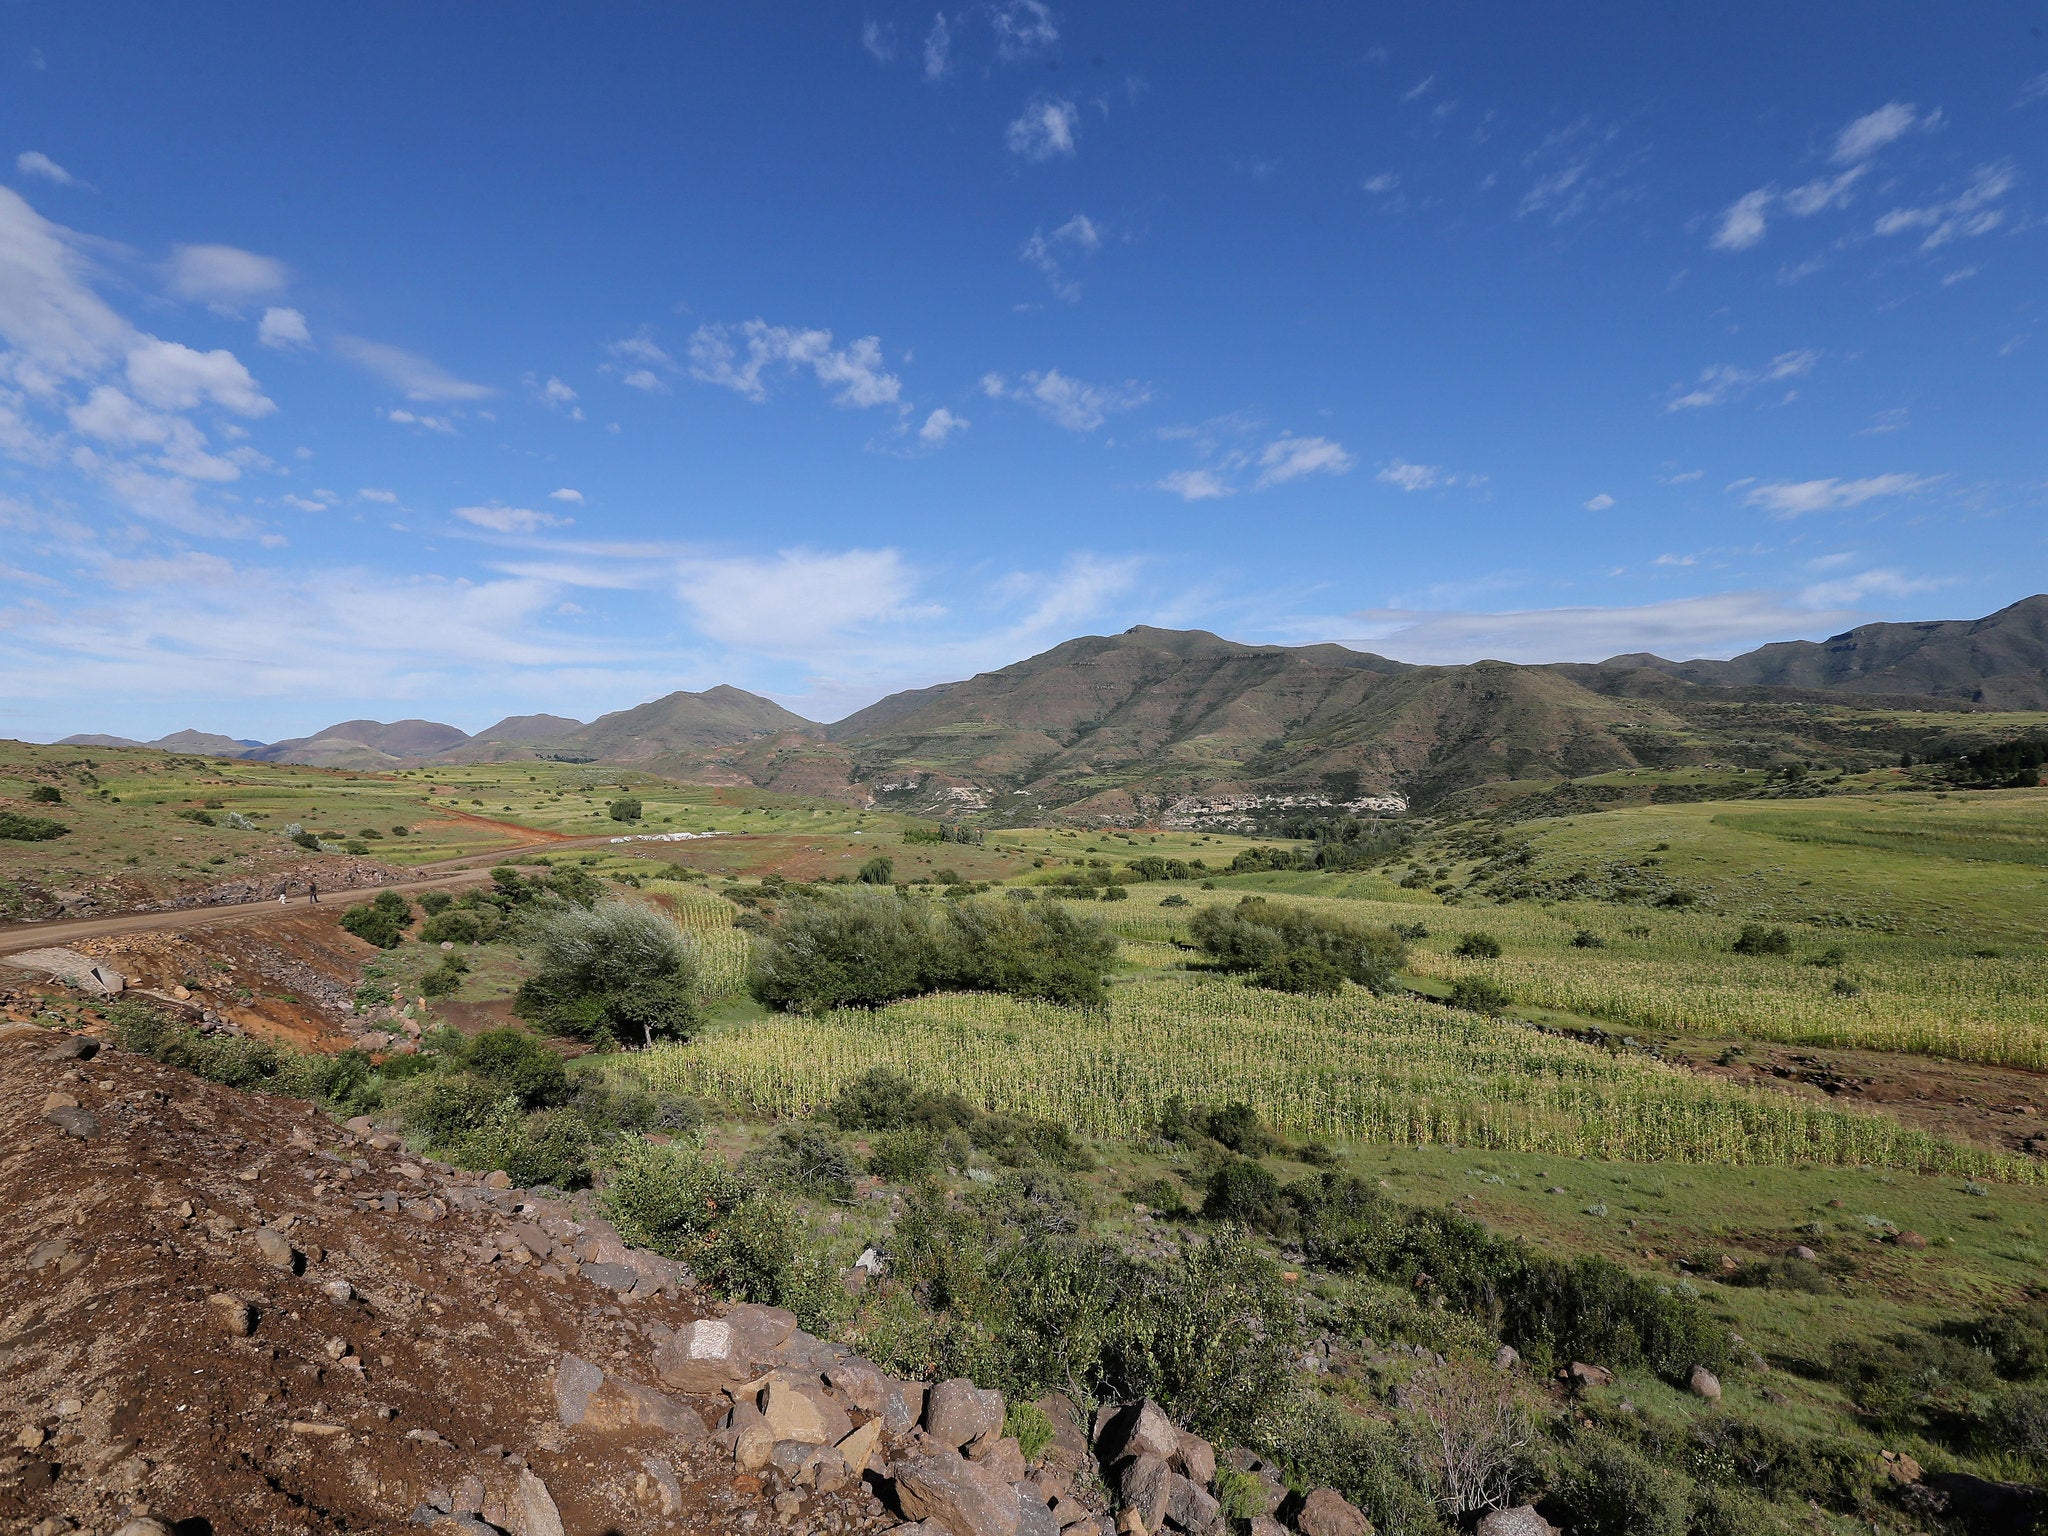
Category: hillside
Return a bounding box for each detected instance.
[552,685,818,761]
[1599,594,2048,709]
[252,719,473,769]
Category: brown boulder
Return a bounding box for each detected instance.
[1567,1361,1614,1389]
[1173,1429,1216,1488]
[1118,1453,1173,1532]
[652,1317,748,1393]
[895,1446,1023,1536]
[1098,1399,1180,1464]
[1296,1487,1375,1536]
[927,1376,1006,1449]
[1688,1365,1722,1401]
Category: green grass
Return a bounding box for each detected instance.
[620,970,2039,1181]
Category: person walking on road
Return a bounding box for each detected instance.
[308,880,319,904]
[278,884,289,905]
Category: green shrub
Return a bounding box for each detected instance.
[450,1103,592,1190]
[290,830,321,851]
[1005,1401,1056,1462]
[1570,929,1606,949]
[1448,976,1513,1015]
[752,888,936,1012]
[418,890,453,915]
[420,953,470,998]
[0,810,69,841]
[1205,1158,1285,1226]
[1453,931,1503,959]
[857,854,895,884]
[1550,1431,1693,1536]
[603,1139,809,1308]
[1730,924,1791,956]
[177,808,216,825]
[27,784,61,803]
[868,1126,945,1181]
[515,900,702,1048]
[1284,1174,1729,1378]
[755,1124,858,1198]
[340,890,412,948]
[1965,1299,2048,1379]
[1191,897,1405,995]
[609,796,643,822]
[419,907,488,945]
[935,897,1118,1009]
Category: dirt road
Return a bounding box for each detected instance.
[0,833,634,955]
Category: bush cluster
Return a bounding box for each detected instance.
[339,889,413,949]
[513,900,703,1048]
[0,810,69,841]
[751,889,1118,1013]
[1190,896,1405,995]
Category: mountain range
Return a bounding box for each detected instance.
[56,596,2048,814]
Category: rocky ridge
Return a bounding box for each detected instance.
[1,1024,1425,1536]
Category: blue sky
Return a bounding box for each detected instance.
[2,3,2044,741]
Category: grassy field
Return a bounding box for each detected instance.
[1477,786,2048,939]
[620,969,2039,1181]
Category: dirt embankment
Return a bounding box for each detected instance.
[0,1027,894,1536]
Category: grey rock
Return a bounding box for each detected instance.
[926,1376,1005,1449]
[1168,1472,1224,1534]
[1016,1483,1060,1536]
[1475,1506,1560,1536]
[507,1466,566,1536]
[1495,1345,1519,1370]
[653,1317,748,1392]
[895,1446,1022,1536]
[1118,1453,1173,1532]
[1689,1365,1723,1401]
[1172,1429,1216,1488]
[581,1261,639,1293]
[1098,1399,1180,1464]
[251,1227,299,1270]
[44,1105,100,1139]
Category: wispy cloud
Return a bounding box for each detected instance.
[1006,96,1080,161]
[167,244,288,310]
[1583,492,1616,511]
[335,336,493,401]
[688,319,904,410]
[991,0,1058,61]
[1740,473,1934,518]
[981,368,1148,432]
[1874,160,2017,249]
[605,326,677,393]
[1255,435,1356,488]
[15,151,78,187]
[861,19,896,63]
[922,13,951,78]
[1019,213,1101,301]
[1375,458,1486,492]
[1665,348,1819,411]
[1832,101,1937,163]
[452,503,574,534]
[918,407,968,446]
[1710,101,1940,252]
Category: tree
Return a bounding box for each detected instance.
[515,900,702,1047]
[609,796,643,822]
[751,887,936,1012]
[857,854,895,884]
[1191,897,1406,994]
[1401,1359,1530,1522]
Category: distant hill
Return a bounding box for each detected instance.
[1592,595,2048,709]
[56,734,146,748]
[250,718,471,768]
[150,729,267,755]
[471,714,584,743]
[39,597,2048,814]
[557,686,816,761]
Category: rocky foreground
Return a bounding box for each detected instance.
[0,1023,1490,1536]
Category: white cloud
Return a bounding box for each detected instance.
[1019,213,1101,300]
[1157,467,1234,501]
[1360,173,1399,194]
[1741,473,1934,517]
[1798,566,1937,607]
[335,336,492,401]
[1326,589,1877,666]
[918,407,968,446]
[359,487,399,504]
[167,244,288,309]
[15,151,77,186]
[687,319,904,409]
[1254,434,1355,488]
[1709,188,1773,251]
[257,306,310,349]
[676,547,922,652]
[862,19,895,63]
[383,407,457,434]
[125,338,274,417]
[1780,164,1867,217]
[1583,492,1616,511]
[981,368,1148,432]
[0,187,135,382]
[1665,348,1818,411]
[549,487,585,504]
[1874,160,2016,249]
[2020,71,2048,107]
[1006,96,1079,161]
[1375,458,1486,493]
[992,0,1058,60]
[452,503,573,534]
[621,369,666,393]
[922,13,951,79]
[1401,75,1434,102]
[1831,102,1931,164]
